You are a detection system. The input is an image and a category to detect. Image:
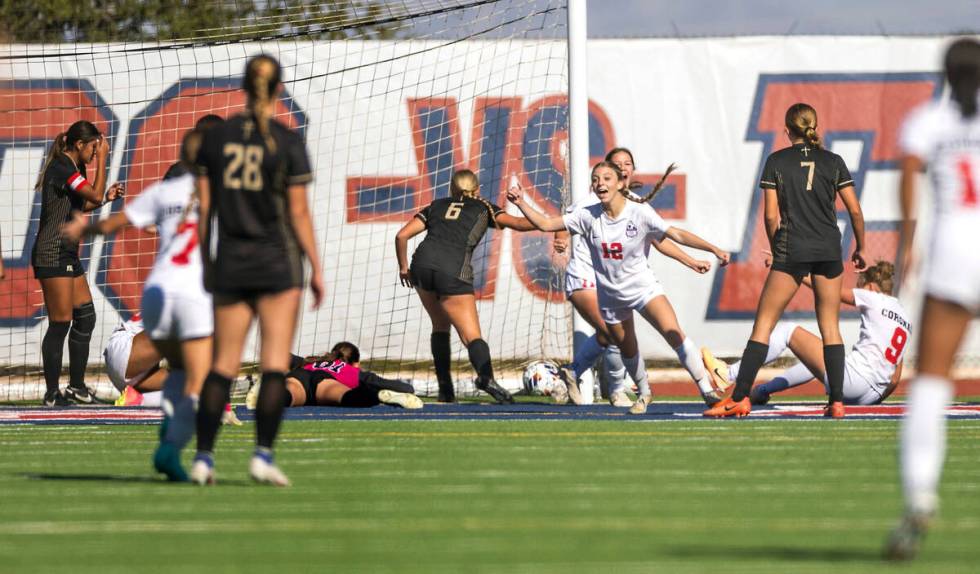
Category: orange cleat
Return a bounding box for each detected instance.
[703,396,751,418]
[824,401,845,418]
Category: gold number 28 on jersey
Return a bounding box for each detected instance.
[223,143,265,191]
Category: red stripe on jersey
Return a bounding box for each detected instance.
[67,172,89,192]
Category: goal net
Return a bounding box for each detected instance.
[0,0,575,401]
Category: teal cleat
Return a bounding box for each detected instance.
[153,442,188,482]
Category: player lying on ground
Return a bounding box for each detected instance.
[246,342,421,409]
[508,161,730,414]
[705,261,909,406]
[552,146,715,407]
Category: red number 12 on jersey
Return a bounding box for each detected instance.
[601,242,623,260]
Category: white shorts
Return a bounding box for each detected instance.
[924,219,980,312]
[564,269,597,298]
[141,283,213,341]
[103,330,151,391]
[599,281,666,325]
[821,362,884,406]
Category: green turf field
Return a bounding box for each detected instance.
[0,420,978,573]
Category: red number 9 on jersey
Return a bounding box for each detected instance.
[601,242,623,260]
[885,326,908,365]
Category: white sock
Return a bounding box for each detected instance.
[572,335,604,378]
[622,354,650,397]
[604,345,628,393]
[728,322,798,381]
[141,391,163,407]
[901,375,953,516]
[674,337,712,395]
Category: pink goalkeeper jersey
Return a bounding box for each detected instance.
[303,360,361,390]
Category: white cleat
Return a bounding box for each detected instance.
[609,391,633,408]
[250,456,290,487]
[244,380,261,410]
[222,405,243,426]
[559,365,583,405]
[628,394,651,415]
[378,389,423,409]
[190,459,215,486]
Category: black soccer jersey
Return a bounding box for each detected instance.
[195,113,313,292]
[31,154,88,267]
[410,196,502,283]
[760,142,853,262]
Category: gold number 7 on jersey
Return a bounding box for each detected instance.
[800,161,815,191]
[445,202,464,220]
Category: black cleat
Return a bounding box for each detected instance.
[63,384,94,404]
[437,381,456,403]
[43,390,69,407]
[476,377,514,404]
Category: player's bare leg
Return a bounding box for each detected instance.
[417,288,456,401]
[638,295,718,405]
[886,297,971,560]
[440,293,512,404]
[607,318,651,414]
[812,272,846,417]
[747,325,825,404]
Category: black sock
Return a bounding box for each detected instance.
[256,371,287,450]
[41,321,70,394]
[282,388,295,408]
[824,344,846,403]
[359,371,415,394]
[731,340,769,402]
[431,332,452,387]
[68,303,96,388]
[196,371,232,453]
[467,338,494,380]
[340,385,381,408]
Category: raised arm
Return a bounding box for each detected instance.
[73,138,124,211]
[838,184,867,271]
[662,227,730,266]
[505,186,566,232]
[62,210,132,242]
[394,216,426,287]
[652,237,711,274]
[495,213,538,232]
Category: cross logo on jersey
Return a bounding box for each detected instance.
[0,79,118,326]
[706,72,942,320]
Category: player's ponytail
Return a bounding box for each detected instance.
[35,133,67,191]
[451,169,501,229]
[785,103,822,148]
[631,163,677,204]
[944,37,980,119]
[244,54,282,153]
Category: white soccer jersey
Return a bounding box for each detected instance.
[899,98,980,309]
[847,289,913,393]
[563,200,669,311]
[123,173,205,293]
[563,194,599,293]
[103,314,146,391]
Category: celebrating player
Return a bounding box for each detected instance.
[704,103,867,418]
[33,120,123,406]
[508,161,730,414]
[394,169,535,404]
[246,342,422,410]
[192,54,323,487]
[714,262,909,406]
[885,38,980,561]
[554,147,716,407]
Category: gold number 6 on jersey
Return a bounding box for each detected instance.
[445,201,464,220]
[800,161,815,191]
[223,143,265,191]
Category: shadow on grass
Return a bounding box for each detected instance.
[666,544,877,563]
[20,472,251,487]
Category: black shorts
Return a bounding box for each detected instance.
[410,266,474,296]
[212,284,298,307]
[32,254,85,279]
[771,259,844,282]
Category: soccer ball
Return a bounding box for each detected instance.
[522,360,561,396]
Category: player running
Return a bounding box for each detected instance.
[553,147,717,407]
[508,161,730,414]
[394,169,535,404]
[704,103,867,419]
[709,261,909,406]
[33,120,124,405]
[192,54,323,487]
[885,37,980,561]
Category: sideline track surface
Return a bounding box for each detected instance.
[2,401,980,424]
